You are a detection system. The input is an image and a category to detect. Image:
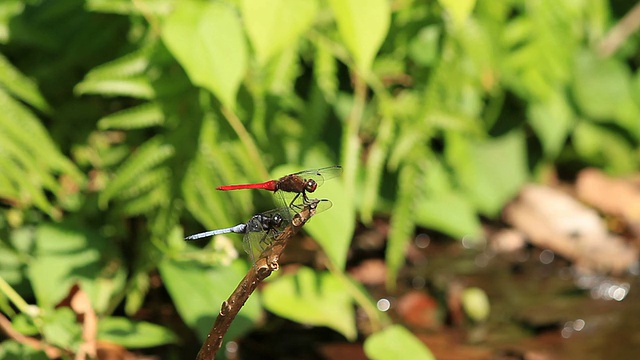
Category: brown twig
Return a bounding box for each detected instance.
[195,200,321,360]
[0,312,64,358]
[598,2,640,57]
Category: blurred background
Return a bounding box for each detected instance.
[1,0,640,359]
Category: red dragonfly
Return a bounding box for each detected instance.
[216,165,342,208]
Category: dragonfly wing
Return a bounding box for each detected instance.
[242,207,292,263]
[292,165,343,188]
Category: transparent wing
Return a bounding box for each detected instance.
[292,165,342,188]
[242,207,293,263]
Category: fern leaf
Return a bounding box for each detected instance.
[81,46,153,80]
[99,137,174,208]
[86,0,172,16]
[0,53,51,113]
[74,76,155,99]
[121,184,169,216]
[98,102,164,130]
[117,167,171,201]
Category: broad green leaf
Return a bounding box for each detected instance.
[28,223,126,312]
[0,340,48,360]
[86,0,172,15]
[162,0,247,108]
[573,121,637,174]
[272,164,354,270]
[528,92,574,158]
[573,51,630,120]
[364,325,435,360]
[572,51,640,139]
[328,0,390,72]
[241,0,318,65]
[446,130,528,216]
[262,267,357,340]
[158,257,260,342]
[414,192,481,240]
[438,0,476,28]
[98,317,178,348]
[412,157,481,239]
[42,307,82,350]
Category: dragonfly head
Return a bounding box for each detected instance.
[304,179,318,193]
[272,213,284,227]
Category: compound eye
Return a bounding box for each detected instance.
[305,179,317,192]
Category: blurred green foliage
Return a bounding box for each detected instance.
[1,0,639,357]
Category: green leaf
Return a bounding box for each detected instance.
[528,92,574,158]
[572,50,640,139]
[414,192,481,240]
[438,0,476,28]
[98,317,178,348]
[0,88,84,215]
[241,0,318,65]
[386,164,417,289]
[74,76,155,99]
[28,222,126,312]
[42,307,82,350]
[462,287,490,322]
[99,136,174,208]
[162,0,247,108]
[446,130,528,216]
[98,102,165,130]
[573,121,637,174]
[328,0,390,72]
[0,340,48,360]
[262,267,357,340]
[0,53,50,113]
[364,325,435,360]
[86,0,172,15]
[158,257,260,341]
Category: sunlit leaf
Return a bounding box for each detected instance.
[438,0,476,28]
[42,308,82,350]
[0,53,50,112]
[98,317,178,348]
[446,130,528,216]
[462,287,490,322]
[241,0,318,65]
[262,267,357,340]
[98,102,165,130]
[573,121,637,174]
[28,223,126,312]
[162,0,247,108]
[328,0,390,72]
[158,257,260,342]
[528,92,575,158]
[364,325,435,360]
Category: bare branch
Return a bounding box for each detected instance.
[195,200,321,360]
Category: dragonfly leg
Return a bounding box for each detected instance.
[288,192,302,210]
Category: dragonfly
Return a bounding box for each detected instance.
[216,165,342,209]
[185,200,333,263]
